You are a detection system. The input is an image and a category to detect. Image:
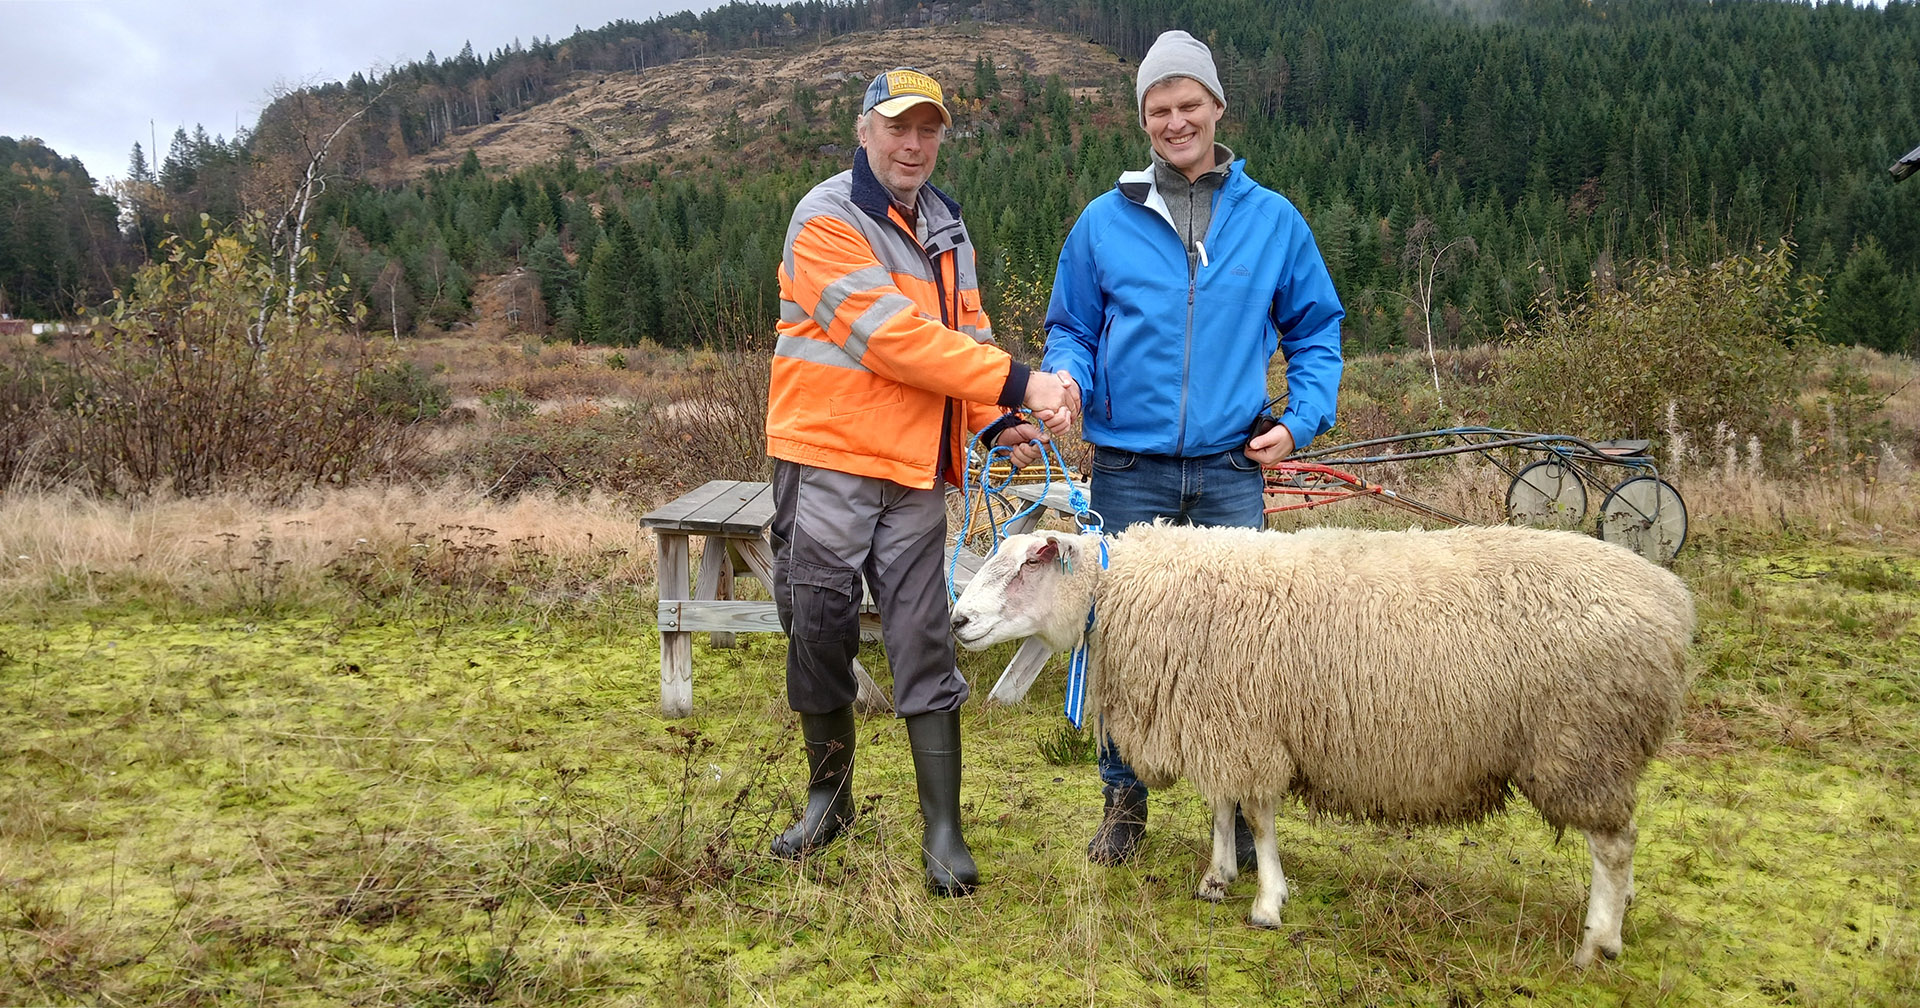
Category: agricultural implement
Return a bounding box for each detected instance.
[1267,426,1687,563]
[949,426,1688,568]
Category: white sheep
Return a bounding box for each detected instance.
[950,521,1695,966]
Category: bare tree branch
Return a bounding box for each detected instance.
[250,77,396,348]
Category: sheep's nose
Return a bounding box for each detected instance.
[951,613,969,633]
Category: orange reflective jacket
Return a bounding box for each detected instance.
[767,150,1029,490]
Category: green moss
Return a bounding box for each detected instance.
[4,542,1919,1005]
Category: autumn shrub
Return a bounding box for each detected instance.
[1490,243,1820,456]
[0,351,81,489]
[415,282,771,501]
[981,260,1050,366]
[430,404,682,500]
[644,283,772,484]
[360,361,452,422]
[50,216,432,497]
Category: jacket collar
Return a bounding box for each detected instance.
[852,147,970,257]
[1118,149,1245,207]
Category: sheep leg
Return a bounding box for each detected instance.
[1196,797,1240,902]
[1575,821,1637,966]
[1242,798,1288,927]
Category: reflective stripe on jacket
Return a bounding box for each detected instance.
[1042,159,1344,457]
[768,148,1028,489]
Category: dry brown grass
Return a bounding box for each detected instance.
[1676,466,1920,548]
[404,330,668,406]
[5,325,1915,617]
[0,482,657,609]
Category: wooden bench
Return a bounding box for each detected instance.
[641,478,1074,718]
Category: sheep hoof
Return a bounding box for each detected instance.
[1196,876,1230,902]
[1248,911,1283,929]
[1573,943,1621,968]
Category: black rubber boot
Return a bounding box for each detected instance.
[1234,806,1257,872]
[770,706,856,859]
[1087,785,1148,865]
[905,711,978,896]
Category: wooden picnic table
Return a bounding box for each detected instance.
[641,479,779,718]
[640,477,1081,718]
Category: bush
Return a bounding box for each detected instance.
[52,217,429,496]
[480,387,535,421]
[1490,243,1818,453]
[0,352,81,489]
[649,283,771,483]
[362,361,451,422]
[427,404,673,498]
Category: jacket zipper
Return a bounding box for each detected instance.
[919,216,957,485]
[1176,258,1196,455]
[1099,315,1114,423]
[1173,185,1208,457]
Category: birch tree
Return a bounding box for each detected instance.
[244,78,395,345]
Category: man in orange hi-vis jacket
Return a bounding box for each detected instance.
[764,66,1075,897]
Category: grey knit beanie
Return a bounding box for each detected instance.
[1135,30,1225,126]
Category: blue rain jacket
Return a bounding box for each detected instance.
[1043,159,1344,457]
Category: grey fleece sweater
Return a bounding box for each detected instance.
[1150,142,1235,268]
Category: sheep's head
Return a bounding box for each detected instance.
[950,531,1102,652]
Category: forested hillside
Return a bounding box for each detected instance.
[7,0,1920,355]
[0,138,128,318]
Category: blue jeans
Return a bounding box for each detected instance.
[1088,446,1266,793]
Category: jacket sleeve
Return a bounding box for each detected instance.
[962,301,1021,439]
[1040,210,1101,414]
[787,212,1024,408]
[1269,213,1345,450]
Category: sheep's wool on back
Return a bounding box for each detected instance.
[1090,522,1694,831]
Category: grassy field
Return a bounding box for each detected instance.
[3,339,1918,1005]
[2,484,1917,1006]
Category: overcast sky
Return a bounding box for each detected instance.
[2,0,717,186]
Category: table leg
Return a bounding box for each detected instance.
[693,539,736,649]
[735,536,776,586]
[657,532,692,718]
[987,636,1060,706]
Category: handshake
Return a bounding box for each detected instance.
[992,370,1081,467]
[1021,370,1079,436]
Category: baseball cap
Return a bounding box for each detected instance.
[862,67,953,127]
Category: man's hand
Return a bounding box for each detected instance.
[1056,370,1081,409]
[1245,422,1296,466]
[993,421,1047,467]
[1022,372,1074,435]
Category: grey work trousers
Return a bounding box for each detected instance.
[770,460,968,717]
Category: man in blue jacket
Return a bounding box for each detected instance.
[1042,29,1345,866]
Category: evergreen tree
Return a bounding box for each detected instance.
[526,230,578,336]
[1823,238,1908,353]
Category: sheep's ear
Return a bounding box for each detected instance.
[1032,531,1079,571]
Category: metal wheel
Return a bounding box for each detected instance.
[944,485,1016,557]
[1597,476,1687,564]
[1505,459,1588,527]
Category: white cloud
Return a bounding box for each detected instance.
[1,0,709,184]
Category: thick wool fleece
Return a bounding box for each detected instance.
[1082,522,1694,832]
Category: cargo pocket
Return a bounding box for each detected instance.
[787,560,859,643]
